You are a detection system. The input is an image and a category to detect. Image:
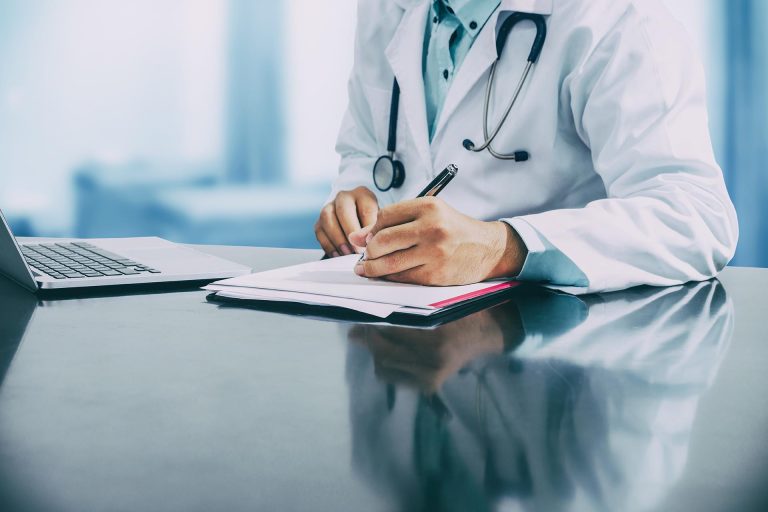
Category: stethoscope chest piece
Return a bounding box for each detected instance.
[373,154,405,192]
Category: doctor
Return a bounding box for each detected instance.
[314,0,739,292]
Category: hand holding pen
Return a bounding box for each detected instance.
[348,162,527,286]
[357,164,459,262]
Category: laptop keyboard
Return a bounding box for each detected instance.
[21,242,161,280]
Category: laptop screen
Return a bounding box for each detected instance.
[0,209,38,292]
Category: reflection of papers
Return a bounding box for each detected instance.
[204,255,516,318]
[208,286,404,318]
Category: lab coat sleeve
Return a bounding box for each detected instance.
[507,218,589,287]
[508,13,738,293]
[329,1,394,207]
[331,79,382,205]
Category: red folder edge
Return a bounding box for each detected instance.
[428,281,520,309]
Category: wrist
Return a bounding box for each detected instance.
[486,221,527,279]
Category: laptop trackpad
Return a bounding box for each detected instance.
[92,238,246,274]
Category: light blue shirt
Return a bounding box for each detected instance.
[423,0,499,139]
[422,0,589,287]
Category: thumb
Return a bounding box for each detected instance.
[349,224,374,248]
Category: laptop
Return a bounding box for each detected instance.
[0,208,251,292]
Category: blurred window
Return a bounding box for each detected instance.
[0,1,765,265]
[0,0,355,237]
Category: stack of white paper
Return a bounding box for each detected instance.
[204,255,517,318]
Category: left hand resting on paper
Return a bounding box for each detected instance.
[349,197,528,286]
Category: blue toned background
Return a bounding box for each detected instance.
[0,1,765,266]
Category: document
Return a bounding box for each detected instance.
[204,255,517,318]
[208,286,404,317]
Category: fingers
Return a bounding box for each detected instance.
[349,188,380,250]
[334,192,363,248]
[350,197,441,256]
[381,266,439,286]
[365,223,421,260]
[315,228,339,258]
[316,203,353,256]
[348,225,373,248]
[355,252,448,286]
[315,188,380,257]
[355,246,426,279]
[315,207,344,254]
[369,197,443,240]
[356,190,380,228]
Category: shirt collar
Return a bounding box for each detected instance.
[433,0,501,34]
[499,0,553,15]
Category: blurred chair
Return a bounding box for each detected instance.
[73,162,328,249]
[145,186,328,248]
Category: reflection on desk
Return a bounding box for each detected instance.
[345,281,732,512]
[0,278,37,386]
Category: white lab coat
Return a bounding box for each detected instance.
[332,0,739,293]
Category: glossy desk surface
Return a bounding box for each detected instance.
[1,246,767,512]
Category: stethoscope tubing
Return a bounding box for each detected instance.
[372,13,548,191]
[387,79,401,155]
[466,60,534,159]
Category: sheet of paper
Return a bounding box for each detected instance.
[209,255,512,309]
[206,285,404,318]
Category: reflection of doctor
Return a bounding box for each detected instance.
[345,281,733,511]
[315,0,738,293]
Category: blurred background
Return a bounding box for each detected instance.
[0,0,765,267]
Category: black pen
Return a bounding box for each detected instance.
[359,164,459,261]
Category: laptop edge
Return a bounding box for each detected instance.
[0,208,251,292]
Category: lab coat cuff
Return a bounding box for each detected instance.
[502,217,591,293]
[501,217,547,276]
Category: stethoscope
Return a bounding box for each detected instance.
[372,12,548,192]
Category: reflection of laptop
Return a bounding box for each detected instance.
[0,208,251,292]
[0,277,36,385]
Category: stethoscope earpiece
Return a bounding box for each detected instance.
[513,151,530,162]
[464,139,530,162]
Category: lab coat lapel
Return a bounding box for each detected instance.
[432,13,499,140]
[432,0,554,140]
[385,0,433,173]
